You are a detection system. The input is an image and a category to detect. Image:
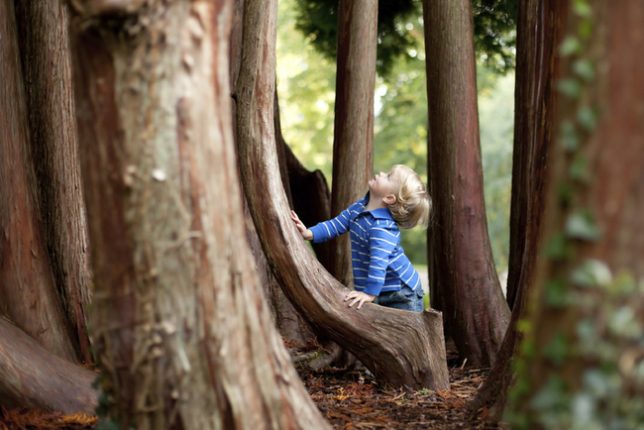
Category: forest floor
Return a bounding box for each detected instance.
[293,342,502,430]
[0,344,499,430]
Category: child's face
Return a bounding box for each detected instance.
[368,167,402,200]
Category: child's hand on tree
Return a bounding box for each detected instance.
[344,291,376,310]
[290,210,313,240]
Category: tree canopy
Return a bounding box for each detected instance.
[293,0,517,77]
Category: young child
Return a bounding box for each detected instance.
[290,164,431,312]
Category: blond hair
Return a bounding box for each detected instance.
[386,165,432,229]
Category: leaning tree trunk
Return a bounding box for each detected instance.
[0,317,97,413]
[422,0,510,366]
[469,0,569,420]
[236,0,449,389]
[230,0,314,346]
[507,0,644,426]
[329,0,377,286]
[69,0,329,428]
[13,0,92,363]
[0,0,77,362]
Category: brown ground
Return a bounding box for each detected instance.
[296,353,500,429]
[0,345,498,429]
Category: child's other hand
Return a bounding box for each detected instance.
[290,210,313,240]
[344,291,376,310]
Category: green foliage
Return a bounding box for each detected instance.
[292,0,517,77]
[279,0,515,275]
[472,0,518,73]
[293,0,420,77]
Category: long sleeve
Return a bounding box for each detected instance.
[309,202,358,243]
[363,223,399,296]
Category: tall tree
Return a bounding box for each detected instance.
[423,0,510,366]
[469,0,569,418]
[236,0,449,389]
[329,0,377,286]
[69,0,329,427]
[0,0,77,361]
[13,0,92,362]
[507,0,644,426]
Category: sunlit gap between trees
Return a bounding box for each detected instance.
[276,0,515,292]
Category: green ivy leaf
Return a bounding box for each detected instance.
[558,78,582,97]
[565,211,601,241]
[608,306,641,339]
[573,59,595,82]
[546,279,569,307]
[544,332,569,366]
[573,0,592,18]
[545,233,570,260]
[560,120,580,152]
[570,259,612,287]
[578,19,593,41]
[577,106,598,131]
[570,154,590,182]
[558,182,574,205]
[576,318,596,349]
[560,36,581,56]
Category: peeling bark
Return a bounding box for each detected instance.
[70,0,329,428]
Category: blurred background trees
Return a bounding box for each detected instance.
[277,0,516,286]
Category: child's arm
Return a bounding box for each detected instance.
[294,202,358,243]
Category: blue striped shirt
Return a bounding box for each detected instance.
[309,195,422,296]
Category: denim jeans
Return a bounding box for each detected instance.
[375,285,424,312]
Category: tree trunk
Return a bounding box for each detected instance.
[69,0,329,428]
[0,317,97,413]
[507,1,644,426]
[13,0,93,363]
[422,0,510,367]
[329,0,377,285]
[0,0,77,362]
[469,0,569,420]
[236,0,449,389]
[230,0,314,346]
[504,1,568,311]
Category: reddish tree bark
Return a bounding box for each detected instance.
[0,317,97,413]
[329,0,377,285]
[13,0,92,363]
[422,0,510,366]
[230,0,315,346]
[509,1,644,424]
[70,0,329,427]
[0,0,76,362]
[469,0,569,420]
[236,0,449,389]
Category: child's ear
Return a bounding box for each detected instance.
[383,194,397,205]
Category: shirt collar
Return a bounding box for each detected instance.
[359,193,394,220]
